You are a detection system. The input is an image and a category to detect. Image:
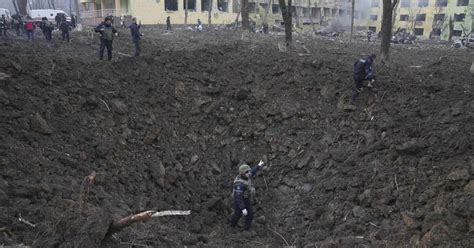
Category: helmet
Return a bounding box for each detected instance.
[239,164,251,174]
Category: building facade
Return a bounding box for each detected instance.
[362,0,473,40]
[78,0,366,27]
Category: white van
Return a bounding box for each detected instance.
[0,8,12,23]
[28,9,71,23]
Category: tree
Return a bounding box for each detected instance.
[263,0,273,25]
[16,0,28,16]
[184,0,189,25]
[380,0,399,62]
[11,0,19,15]
[242,0,250,30]
[350,0,355,42]
[208,0,213,26]
[278,0,292,46]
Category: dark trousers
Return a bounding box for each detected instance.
[166,24,171,31]
[230,199,254,231]
[44,30,52,42]
[26,30,34,41]
[0,29,6,37]
[351,79,364,103]
[62,31,69,42]
[133,40,141,57]
[99,39,113,60]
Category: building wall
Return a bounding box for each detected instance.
[80,0,368,26]
[357,0,473,40]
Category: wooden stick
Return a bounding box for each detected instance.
[266,227,290,247]
[108,210,191,235]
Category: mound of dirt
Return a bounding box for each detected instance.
[0,29,473,247]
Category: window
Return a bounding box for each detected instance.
[452,30,462,36]
[414,28,424,35]
[248,2,257,13]
[418,0,429,7]
[368,26,377,32]
[370,14,378,21]
[183,0,196,11]
[457,0,469,6]
[272,4,279,14]
[323,8,330,16]
[371,0,379,7]
[416,14,426,21]
[435,0,447,6]
[400,14,409,21]
[432,28,441,36]
[217,0,228,11]
[202,0,211,12]
[454,13,466,21]
[434,13,445,21]
[165,0,178,11]
[401,0,410,7]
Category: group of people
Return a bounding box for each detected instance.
[0,14,72,43]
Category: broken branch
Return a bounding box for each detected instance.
[98,98,111,112]
[107,210,191,236]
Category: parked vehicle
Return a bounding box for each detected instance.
[391,28,416,44]
[453,33,474,49]
[0,8,12,23]
[28,9,71,24]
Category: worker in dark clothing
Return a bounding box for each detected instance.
[352,54,376,104]
[230,160,265,231]
[11,16,21,36]
[55,14,61,29]
[59,18,71,42]
[41,17,54,42]
[129,17,142,57]
[0,15,8,37]
[95,17,118,61]
[367,30,373,42]
[166,16,171,31]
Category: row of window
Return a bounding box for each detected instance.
[371,0,470,8]
[368,26,464,36]
[369,13,466,22]
[164,0,228,12]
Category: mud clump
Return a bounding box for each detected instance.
[0,29,473,247]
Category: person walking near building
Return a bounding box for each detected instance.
[351,54,376,104]
[166,16,172,31]
[41,17,54,42]
[95,17,118,61]
[129,17,142,57]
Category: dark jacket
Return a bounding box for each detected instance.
[129,22,141,42]
[59,21,70,32]
[95,22,117,41]
[353,57,375,81]
[233,165,261,210]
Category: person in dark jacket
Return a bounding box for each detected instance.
[59,17,71,42]
[166,16,171,31]
[230,160,265,231]
[352,54,376,104]
[95,17,118,61]
[129,17,142,57]
[41,17,54,42]
[0,15,8,37]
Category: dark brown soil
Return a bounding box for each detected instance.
[0,27,473,247]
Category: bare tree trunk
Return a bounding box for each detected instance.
[307,0,316,32]
[208,0,213,27]
[380,0,398,63]
[74,0,81,22]
[242,0,250,30]
[350,0,355,42]
[12,0,20,15]
[184,0,188,25]
[263,0,272,24]
[279,0,292,46]
[17,0,28,16]
[448,16,454,41]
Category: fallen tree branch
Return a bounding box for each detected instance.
[98,98,111,112]
[0,226,13,237]
[18,213,36,228]
[107,210,191,236]
[266,227,290,246]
